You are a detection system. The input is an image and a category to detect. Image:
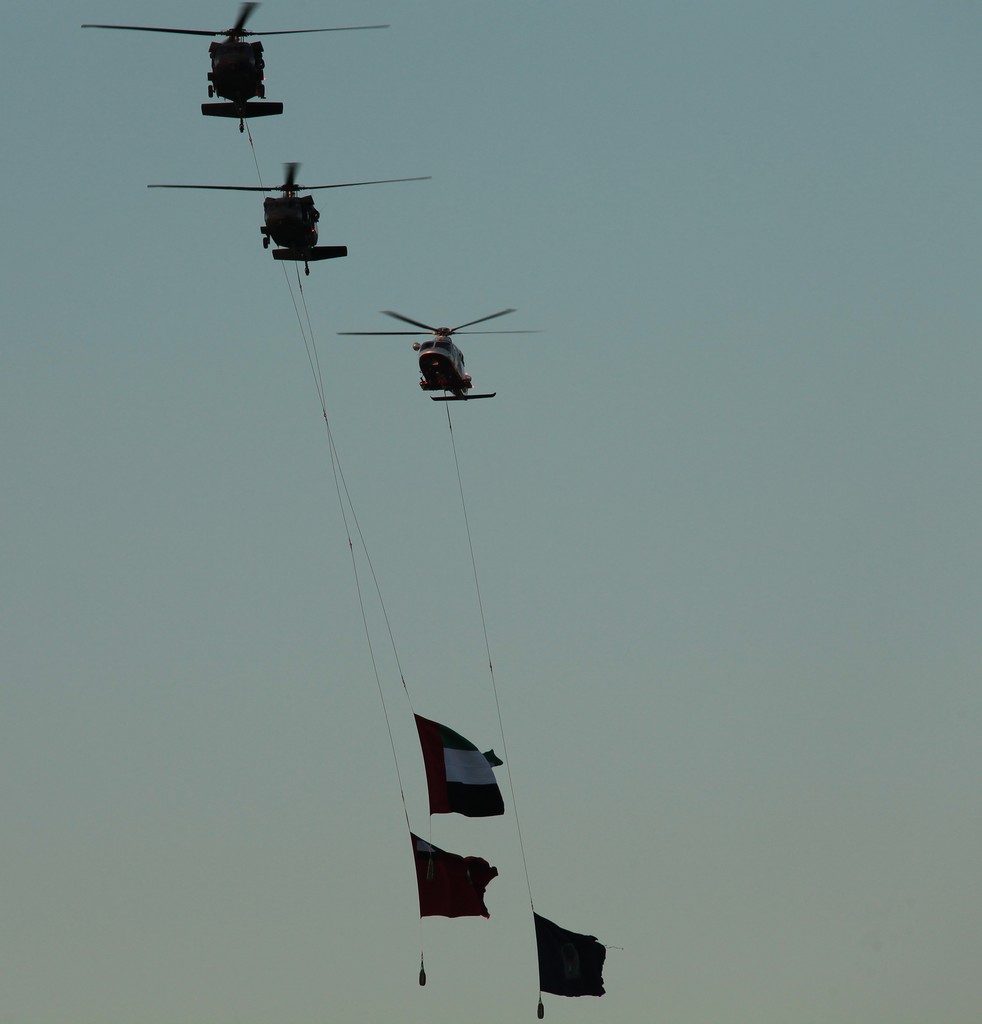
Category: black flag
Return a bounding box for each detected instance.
[534,913,606,997]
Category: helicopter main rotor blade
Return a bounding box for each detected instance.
[148,184,274,192]
[82,24,222,36]
[381,311,439,332]
[147,175,430,194]
[82,9,387,38]
[336,328,540,336]
[249,25,389,35]
[450,309,517,332]
[303,176,431,190]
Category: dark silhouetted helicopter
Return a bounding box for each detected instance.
[338,310,539,401]
[149,163,430,274]
[82,3,388,131]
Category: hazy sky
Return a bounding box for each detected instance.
[4,2,982,1022]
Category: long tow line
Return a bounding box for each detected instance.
[246,118,542,1005]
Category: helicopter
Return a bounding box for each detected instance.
[338,310,538,401]
[82,3,388,131]
[148,163,430,275]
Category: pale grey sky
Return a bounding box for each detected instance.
[4,2,982,1021]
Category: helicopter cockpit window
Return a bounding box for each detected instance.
[435,340,452,351]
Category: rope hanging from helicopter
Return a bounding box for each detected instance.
[247,118,538,976]
[247,119,452,972]
[245,119,419,827]
[82,8,574,1001]
[443,404,535,911]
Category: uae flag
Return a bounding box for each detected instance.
[411,833,498,918]
[534,913,606,997]
[415,714,504,817]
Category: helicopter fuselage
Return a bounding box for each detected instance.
[207,39,266,104]
[415,337,473,396]
[261,194,319,251]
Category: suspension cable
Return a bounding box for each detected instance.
[248,119,491,975]
[246,120,415,826]
[445,405,535,911]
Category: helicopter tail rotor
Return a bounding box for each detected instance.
[230,2,259,36]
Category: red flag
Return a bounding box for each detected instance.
[411,833,498,918]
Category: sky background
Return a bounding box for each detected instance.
[3,2,982,1021]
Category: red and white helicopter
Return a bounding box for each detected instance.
[338,310,537,401]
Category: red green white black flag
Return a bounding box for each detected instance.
[414,714,505,817]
